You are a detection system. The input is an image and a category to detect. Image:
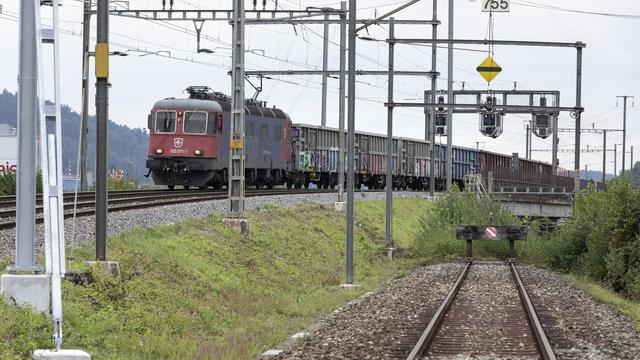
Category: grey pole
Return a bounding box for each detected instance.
[80,0,91,192]
[346,0,356,284]
[445,0,454,190]
[525,124,529,159]
[614,144,618,176]
[623,96,627,174]
[337,2,346,203]
[428,0,437,196]
[14,0,39,271]
[225,0,248,231]
[95,0,109,261]
[552,102,558,175]
[602,130,607,183]
[529,126,533,159]
[321,14,329,128]
[616,95,634,174]
[631,146,634,170]
[385,18,394,247]
[574,45,583,191]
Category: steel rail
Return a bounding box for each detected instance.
[406,262,556,360]
[0,189,338,230]
[510,263,557,360]
[405,261,471,360]
[0,191,225,218]
[0,189,216,203]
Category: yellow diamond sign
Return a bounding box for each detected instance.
[476,56,502,83]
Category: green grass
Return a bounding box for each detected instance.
[0,198,430,359]
[568,275,640,332]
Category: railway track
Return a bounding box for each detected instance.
[0,188,338,230]
[0,189,217,209]
[405,262,555,360]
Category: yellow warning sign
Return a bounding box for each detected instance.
[230,140,243,150]
[476,56,502,83]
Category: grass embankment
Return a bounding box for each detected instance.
[569,276,640,332]
[0,198,429,359]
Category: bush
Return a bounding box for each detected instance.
[0,171,42,195]
[0,172,16,195]
[413,186,525,261]
[108,178,138,190]
[549,178,640,300]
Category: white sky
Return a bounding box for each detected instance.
[1,0,639,173]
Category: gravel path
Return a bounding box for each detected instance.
[278,261,640,360]
[0,191,429,258]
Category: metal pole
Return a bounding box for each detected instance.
[14,0,39,270]
[552,112,558,175]
[337,2,346,202]
[445,0,454,190]
[346,0,356,284]
[614,144,617,176]
[529,125,533,159]
[321,14,329,128]
[385,18,394,247]
[631,146,634,170]
[574,45,583,190]
[226,0,247,224]
[80,0,91,192]
[429,0,437,196]
[95,0,109,261]
[525,124,530,159]
[621,96,627,174]
[602,130,606,183]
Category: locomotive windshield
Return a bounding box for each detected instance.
[155,111,176,133]
[184,111,207,134]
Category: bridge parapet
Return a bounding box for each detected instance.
[490,192,573,218]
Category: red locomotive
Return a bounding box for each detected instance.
[146,86,292,189]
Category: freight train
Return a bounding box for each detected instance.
[145,87,579,191]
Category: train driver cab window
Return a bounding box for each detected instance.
[184,111,207,134]
[274,125,282,141]
[260,124,269,140]
[155,111,176,133]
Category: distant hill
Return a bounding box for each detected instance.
[582,169,615,182]
[0,89,149,183]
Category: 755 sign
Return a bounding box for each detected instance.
[482,0,510,12]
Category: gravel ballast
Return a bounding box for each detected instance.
[278,262,640,360]
[279,262,466,360]
[517,264,640,360]
[0,191,428,258]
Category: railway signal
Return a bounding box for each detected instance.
[435,95,448,136]
[532,97,555,139]
[479,96,504,138]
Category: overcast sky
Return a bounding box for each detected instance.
[1,0,639,174]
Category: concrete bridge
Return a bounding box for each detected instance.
[491,191,573,219]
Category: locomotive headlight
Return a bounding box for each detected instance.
[155,148,164,155]
[194,149,203,156]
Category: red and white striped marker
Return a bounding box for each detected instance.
[485,226,497,239]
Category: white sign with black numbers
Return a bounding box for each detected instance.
[482,0,510,12]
